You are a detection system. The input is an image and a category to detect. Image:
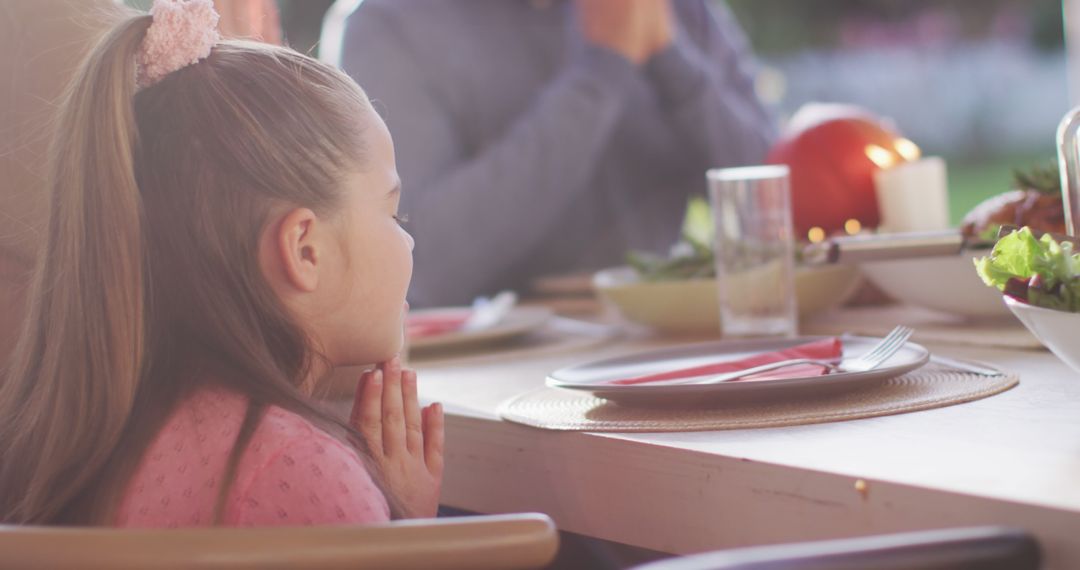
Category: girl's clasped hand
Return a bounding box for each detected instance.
[351,356,444,519]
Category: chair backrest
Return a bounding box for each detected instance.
[633,527,1040,570]
[318,0,363,68]
[0,0,122,362]
[0,513,559,570]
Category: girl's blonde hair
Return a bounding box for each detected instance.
[0,8,393,524]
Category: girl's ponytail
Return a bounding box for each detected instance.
[0,14,153,523]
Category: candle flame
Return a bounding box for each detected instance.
[807,227,826,243]
[894,138,922,161]
[865,144,897,169]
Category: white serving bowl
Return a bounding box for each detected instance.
[1005,296,1080,373]
[594,264,862,335]
[860,255,1010,317]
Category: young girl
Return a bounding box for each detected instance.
[0,0,443,526]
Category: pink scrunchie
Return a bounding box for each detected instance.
[136,0,220,88]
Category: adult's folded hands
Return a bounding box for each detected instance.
[575,0,674,65]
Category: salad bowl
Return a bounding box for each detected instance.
[978,227,1080,373]
[594,264,861,335]
[1004,298,1080,373]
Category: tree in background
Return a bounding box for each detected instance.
[724,0,1063,55]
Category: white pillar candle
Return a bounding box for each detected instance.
[873,156,950,233]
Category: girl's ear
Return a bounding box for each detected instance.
[274,207,321,293]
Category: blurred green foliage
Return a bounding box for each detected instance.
[126,1,1064,58]
[722,0,1064,55]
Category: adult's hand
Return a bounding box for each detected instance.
[575,0,674,65]
[213,0,282,44]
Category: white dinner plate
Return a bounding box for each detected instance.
[407,306,554,352]
[546,335,929,407]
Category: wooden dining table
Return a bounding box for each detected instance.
[336,308,1080,568]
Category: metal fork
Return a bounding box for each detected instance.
[665,326,915,386]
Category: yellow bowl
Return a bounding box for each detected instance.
[594,264,862,335]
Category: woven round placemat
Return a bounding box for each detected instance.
[497,363,1018,432]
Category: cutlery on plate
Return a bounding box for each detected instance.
[462,291,517,332]
[664,326,915,386]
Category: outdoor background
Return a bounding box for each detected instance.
[222,0,1070,226]
[724,0,1067,224]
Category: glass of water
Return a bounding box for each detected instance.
[707,165,798,338]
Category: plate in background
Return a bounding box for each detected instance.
[407,306,554,352]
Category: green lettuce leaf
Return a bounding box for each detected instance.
[975,227,1080,311]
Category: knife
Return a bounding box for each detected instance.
[802,230,993,265]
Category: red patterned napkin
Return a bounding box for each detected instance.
[608,337,843,385]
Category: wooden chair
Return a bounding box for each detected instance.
[0,0,125,363]
[0,513,558,570]
[632,526,1040,570]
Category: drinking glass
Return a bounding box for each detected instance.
[707,165,798,338]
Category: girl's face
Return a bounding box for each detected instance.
[322,103,414,365]
[262,99,414,369]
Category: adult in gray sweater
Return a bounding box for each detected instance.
[338,0,776,307]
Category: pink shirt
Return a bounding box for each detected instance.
[115,387,390,528]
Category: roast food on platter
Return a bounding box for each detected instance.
[961,163,1065,242]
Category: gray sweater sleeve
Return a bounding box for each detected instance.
[340,10,638,307]
[644,1,777,173]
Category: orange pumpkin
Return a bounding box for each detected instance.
[767,104,916,238]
